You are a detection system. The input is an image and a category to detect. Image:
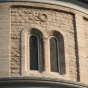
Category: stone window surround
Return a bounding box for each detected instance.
[21,24,69,79]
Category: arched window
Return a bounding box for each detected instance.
[30,34,40,70]
[50,31,66,75]
[29,28,44,72]
[50,36,60,73]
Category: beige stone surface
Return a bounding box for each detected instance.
[0,1,88,85]
[0,5,10,77]
[10,6,77,81]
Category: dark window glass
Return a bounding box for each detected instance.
[50,37,59,72]
[30,35,39,70]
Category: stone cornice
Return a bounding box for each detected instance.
[0,0,88,14]
[0,77,88,88]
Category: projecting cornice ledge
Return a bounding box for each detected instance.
[0,0,88,14]
[0,77,87,88]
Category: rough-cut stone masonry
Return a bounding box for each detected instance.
[11,6,77,81]
[0,1,88,86]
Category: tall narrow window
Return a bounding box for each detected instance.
[50,37,60,73]
[30,35,39,70]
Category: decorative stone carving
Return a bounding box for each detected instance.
[38,13,48,22]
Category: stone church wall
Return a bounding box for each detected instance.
[0,1,88,85]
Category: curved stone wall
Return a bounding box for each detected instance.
[0,1,88,87]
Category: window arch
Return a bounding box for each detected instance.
[50,31,66,75]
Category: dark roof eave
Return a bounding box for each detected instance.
[77,0,88,5]
[0,77,87,88]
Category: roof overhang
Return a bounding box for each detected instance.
[0,0,88,14]
[0,77,87,88]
